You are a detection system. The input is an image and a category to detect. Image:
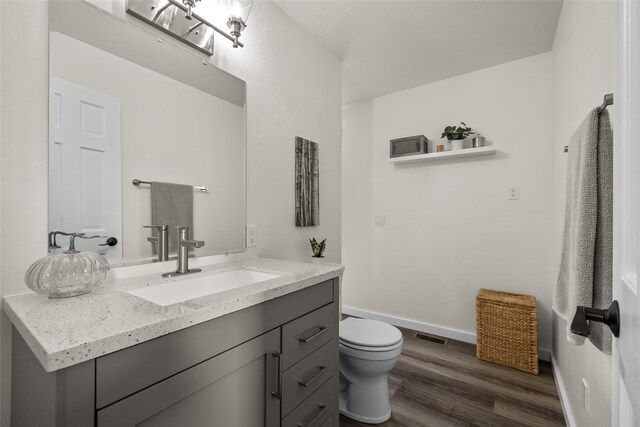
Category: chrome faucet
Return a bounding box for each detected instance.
[162,226,205,277]
[144,225,169,262]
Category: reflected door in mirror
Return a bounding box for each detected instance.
[49,78,123,259]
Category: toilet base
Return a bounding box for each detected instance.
[339,389,391,424]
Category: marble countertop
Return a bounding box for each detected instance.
[2,258,344,372]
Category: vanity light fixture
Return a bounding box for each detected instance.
[127,0,254,55]
[182,0,201,20]
[226,0,253,48]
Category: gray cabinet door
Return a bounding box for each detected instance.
[97,328,281,427]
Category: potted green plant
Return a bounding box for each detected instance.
[441,122,475,150]
[309,238,326,264]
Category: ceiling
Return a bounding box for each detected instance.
[273,0,563,105]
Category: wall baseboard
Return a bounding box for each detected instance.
[551,353,576,427]
[342,305,476,343]
[341,305,551,361]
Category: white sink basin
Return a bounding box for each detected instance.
[127,269,280,306]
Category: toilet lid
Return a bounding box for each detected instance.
[339,317,403,347]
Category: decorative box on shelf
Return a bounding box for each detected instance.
[389,135,428,158]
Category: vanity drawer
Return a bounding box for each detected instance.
[282,376,336,427]
[282,302,337,369]
[282,339,338,416]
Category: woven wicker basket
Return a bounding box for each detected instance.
[476,289,538,375]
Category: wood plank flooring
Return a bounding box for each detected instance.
[339,327,566,427]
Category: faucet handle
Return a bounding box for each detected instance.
[144,225,169,231]
[174,226,191,239]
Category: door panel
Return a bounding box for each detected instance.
[97,328,281,427]
[50,78,122,259]
[613,2,640,423]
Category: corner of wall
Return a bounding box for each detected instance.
[549,2,615,426]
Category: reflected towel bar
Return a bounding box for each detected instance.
[132,179,208,193]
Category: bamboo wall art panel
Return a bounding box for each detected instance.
[295,136,319,227]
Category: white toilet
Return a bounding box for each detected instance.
[338,317,404,424]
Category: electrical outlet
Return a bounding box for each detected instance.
[581,378,589,414]
[509,185,520,200]
[246,225,257,247]
[374,214,386,226]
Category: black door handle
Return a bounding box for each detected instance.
[99,237,118,247]
[571,300,620,338]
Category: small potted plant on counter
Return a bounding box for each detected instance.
[441,122,475,150]
[310,237,326,264]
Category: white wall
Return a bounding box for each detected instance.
[550,2,615,426]
[218,2,342,265]
[0,2,49,425]
[343,52,556,349]
[0,1,341,425]
[342,100,373,308]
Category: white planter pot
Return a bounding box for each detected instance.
[310,257,325,265]
[451,140,465,150]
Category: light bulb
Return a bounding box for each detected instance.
[227,0,253,23]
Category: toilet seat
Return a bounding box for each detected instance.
[339,339,402,353]
[339,339,403,361]
[339,318,403,349]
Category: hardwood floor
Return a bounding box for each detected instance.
[339,327,566,427]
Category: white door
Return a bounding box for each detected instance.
[49,78,122,260]
[612,2,640,425]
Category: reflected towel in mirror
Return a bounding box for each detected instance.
[151,182,194,254]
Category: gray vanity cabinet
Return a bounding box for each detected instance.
[97,328,281,427]
[12,277,340,427]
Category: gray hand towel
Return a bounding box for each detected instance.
[151,182,193,254]
[553,108,613,355]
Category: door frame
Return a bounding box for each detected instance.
[612,1,640,425]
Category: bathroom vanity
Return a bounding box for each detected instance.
[4,258,343,427]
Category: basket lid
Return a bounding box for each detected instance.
[477,288,536,308]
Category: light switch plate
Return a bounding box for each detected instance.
[246,225,257,247]
[374,214,386,226]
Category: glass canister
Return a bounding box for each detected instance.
[25,234,110,298]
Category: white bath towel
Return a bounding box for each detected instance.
[553,108,613,355]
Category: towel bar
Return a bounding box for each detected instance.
[597,93,614,113]
[132,179,208,193]
[564,93,613,153]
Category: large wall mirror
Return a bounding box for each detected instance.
[48,1,246,266]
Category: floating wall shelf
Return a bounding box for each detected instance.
[388,146,497,165]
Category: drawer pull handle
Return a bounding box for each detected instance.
[298,365,328,388]
[272,351,282,399]
[299,326,328,343]
[298,404,328,427]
